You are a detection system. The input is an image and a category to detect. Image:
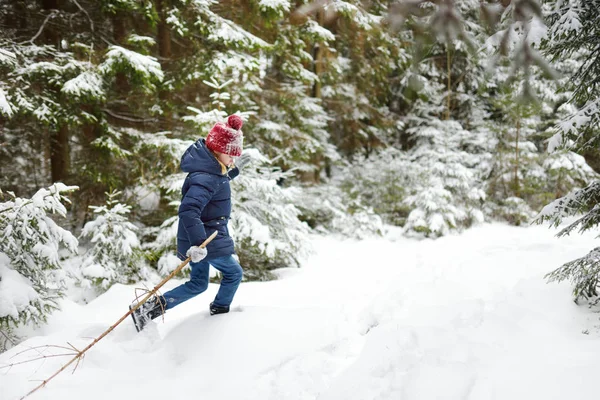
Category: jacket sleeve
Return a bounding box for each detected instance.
[179,174,217,246]
[227,166,240,180]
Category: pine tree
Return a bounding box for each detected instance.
[531,0,600,302]
[485,82,545,224]
[319,1,403,159]
[0,184,78,329]
[386,0,489,237]
[78,190,144,291]
[544,0,600,149]
[230,149,313,280]
[336,147,411,228]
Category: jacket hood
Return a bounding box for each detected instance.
[180,139,223,175]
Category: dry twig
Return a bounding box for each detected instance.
[16,231,217,400]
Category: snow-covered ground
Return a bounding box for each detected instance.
[2,222,600,400]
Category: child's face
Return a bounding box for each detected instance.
[216,152,235,168]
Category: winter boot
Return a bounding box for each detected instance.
[209,302,230,315]
[130,296,166,332]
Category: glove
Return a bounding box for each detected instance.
[186,245,208,263]
[235,152,252,171]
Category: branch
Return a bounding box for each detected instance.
[18,231,218,400]
[70,0,94,33]
[102,108,158,123]
[29,10,58,44]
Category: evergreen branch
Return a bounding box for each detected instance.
[545,247,600,302]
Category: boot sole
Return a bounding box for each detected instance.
[129,305,142,332]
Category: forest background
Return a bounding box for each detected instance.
[1,0,599,351]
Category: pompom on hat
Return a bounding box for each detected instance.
[206,115,244,157]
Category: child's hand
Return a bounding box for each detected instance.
[236,152,252,170]
[186,246,208,262]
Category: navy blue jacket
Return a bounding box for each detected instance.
[177,139,240,261]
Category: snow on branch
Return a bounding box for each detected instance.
[0,88,13,117]
[534,180,600,236]
[100,45,164,85]
[61,70,105,100]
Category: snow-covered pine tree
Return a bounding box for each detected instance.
[78,190,144,291]
[250,16,338,182]
[229,149,313,280]
[319,1,403,159]
[485,81,545,224]
[0,38,91,192]
[386,1,489,237]
[0,0,166,220]
[401,118,487,237]
[336,147,412,227]
[544,0,600,150]
[533,0,600,303]
[536,181,600,302]
[0,184,78,330]
[543,151,597,199]
[480,0,594,225]
[295,182,385,240]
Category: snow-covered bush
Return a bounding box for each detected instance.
[78,191,143,290]
[486,197,536,227]
[543,151,597,198]
[335,147,411,228]
[401,121,486,237]
[0,184,78,330]
[230,149,313,280]
[296,184,385,240]
[351,122,486,237]
[145,215,182,277]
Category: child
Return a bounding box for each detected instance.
[131,114,251,332]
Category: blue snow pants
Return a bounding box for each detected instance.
[162,255,243,310]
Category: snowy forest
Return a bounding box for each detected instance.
[1,0,600,357]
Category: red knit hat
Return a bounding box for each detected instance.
[206,115,244,157]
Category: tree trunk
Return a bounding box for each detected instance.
[157,0,173,131]
[112,13,129,91]
[157,0,172,60]
[42,0,69,183]
[312,10,324,99]
[515,117,520,197]
[446,42,452,121]
[50,125,69,183]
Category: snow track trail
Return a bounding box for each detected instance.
[2,223,600,400]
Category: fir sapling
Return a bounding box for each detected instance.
[78,190,144,291]
[0,184,78,329]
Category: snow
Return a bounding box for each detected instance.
[304,20,336,42]
[207,12,269,48]
[552,9,582,36]
[0,253,39,320]
[0,48,17,65]
[127,35,156,46]
[100,45,164,83]
[127,185,161,211]
[544,151,595,173]
[557,99,599,136]
[61,71,104,99]
[0,87,13,117]
[3,223,600,400]
[258,0,291,12]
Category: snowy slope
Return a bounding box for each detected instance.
[2,222,600,400]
